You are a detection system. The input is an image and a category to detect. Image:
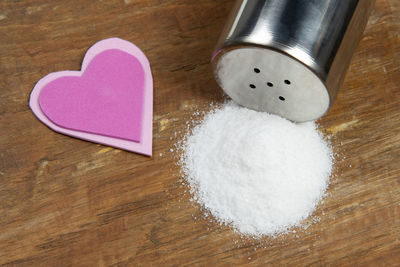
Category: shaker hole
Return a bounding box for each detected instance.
[267,82,273,87]
[279,96,285,101]
[284,80,291,85]
[249,84,256,89]
[254,68,260,73]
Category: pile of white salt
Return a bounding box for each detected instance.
[178,102,333,237]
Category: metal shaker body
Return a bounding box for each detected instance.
[212,0,375,122]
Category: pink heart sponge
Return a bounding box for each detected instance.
[29,38,153,156]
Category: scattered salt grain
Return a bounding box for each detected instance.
[178,102,333,237]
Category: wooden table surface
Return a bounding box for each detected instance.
[1,0,399,266]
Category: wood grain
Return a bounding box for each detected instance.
[0,0,399,266]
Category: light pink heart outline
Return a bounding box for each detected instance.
[29,38,153,156]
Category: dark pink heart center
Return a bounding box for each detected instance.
[39,49,145,142]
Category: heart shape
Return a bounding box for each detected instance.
[29,38,153,156]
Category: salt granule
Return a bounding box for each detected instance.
[179,102,333,237]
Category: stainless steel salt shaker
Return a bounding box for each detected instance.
[212,0,375,122]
